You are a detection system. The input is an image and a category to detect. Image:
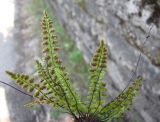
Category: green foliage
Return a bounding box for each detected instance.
[69,50,83,63]
[6,11,143,122]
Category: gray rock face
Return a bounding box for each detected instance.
[0,0,50,122]
[46,0,160,121]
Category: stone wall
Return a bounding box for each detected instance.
[46,0,160,122]
[3,0,50,121]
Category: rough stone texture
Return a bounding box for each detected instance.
[0,0,50,122]
[46,0,160,122]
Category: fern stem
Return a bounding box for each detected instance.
[91,89,101,119]
[0,80,33,97]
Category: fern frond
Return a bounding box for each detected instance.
[6,71,59,107]
[40,11,84,115]
[100,76,143,122]
[35,60,64,102]
[24,100,48,108]
[87,40,108,113]
[6,71,37,94]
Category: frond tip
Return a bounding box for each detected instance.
[87,40,108,113]
[5,11,144,122]
[100,76,143,122]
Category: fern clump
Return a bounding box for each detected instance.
[6,11,143,122]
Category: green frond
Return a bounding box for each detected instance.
[87,40,108,113]
[6,70,59,107]
[40,11,84,114]
[35,60,73,110]
[24,100,46,108]
[100,76,143,122]
[6,71,37,94]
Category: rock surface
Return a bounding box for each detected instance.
[0,0,50,122]
[46,0,160,122]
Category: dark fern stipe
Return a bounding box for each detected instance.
[6,11,143,122]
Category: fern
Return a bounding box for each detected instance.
[6,11,143,122]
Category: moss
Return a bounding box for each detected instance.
[75,0,87,11]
